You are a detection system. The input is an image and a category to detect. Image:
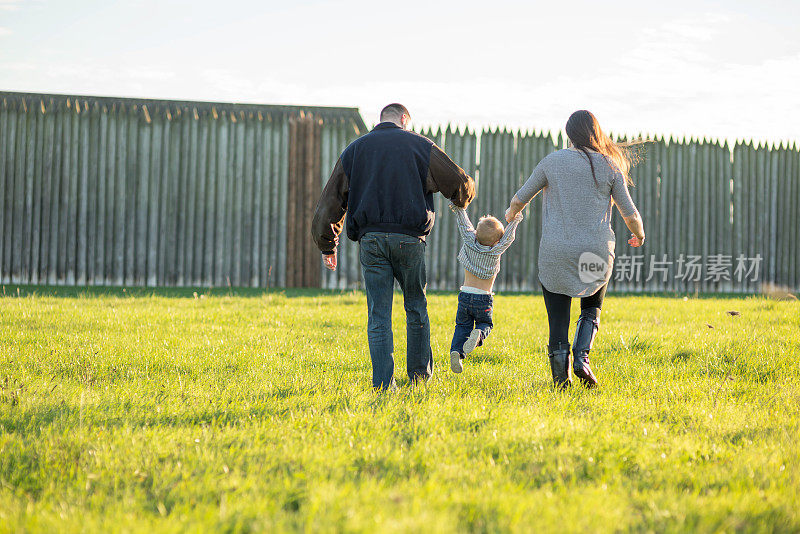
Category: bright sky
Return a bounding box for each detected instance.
[1,0,799,143]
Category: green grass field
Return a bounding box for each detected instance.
[1,287,798,533]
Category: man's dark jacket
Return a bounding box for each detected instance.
[312,122,475,254]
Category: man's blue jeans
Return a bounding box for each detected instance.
[360,232,432,389]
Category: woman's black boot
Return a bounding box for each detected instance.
[547,342,572,389]
[573,309,600,388]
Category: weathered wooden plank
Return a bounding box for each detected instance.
[768,144,779,285]
[736,141,746,291]
[12,101,28,283]
[193,110,206,284]
[73,102,89,285]
[182,110,196,283]
[195,112,209,284]
[498,128,513,290]
[300,116,311,287]
[286,117,298,287]
[81,103,96,284]
[152,111,166,285]
[49,102,64,284]
[201,112,216,286]
[123,108,138,285]
[38,104,55,283]
[232,117,246,286]
[93,105,107,284]
[207,115,223,286]
[106,107,119,283]
[791,143,799,291]
[268,117,282,287]
[712,140,723,289]
[773,144,792,286]
[755,143,767,290]
[61,103,78,284]
[5,100,21,282]
[706,140,718,291]
[279,115,292,287]
[175,109,189,285]
[723,142,734,292]
[740,142,752,292]
[669,138,681,291]
[243,115,257,286]
[222,113,236,286]
[75,101,91,285]
[700,140,710,291]
[685,140,696,292]
[115,106,129,284]
[757,142,769,288]
[133,111,150,285]
[158,111,174,285]
[0,100,8,282]
[517,132,532,289]
[28,104,45,284]
[295,115,316,287]
[168,109,182,284]
[634,139,648,291]
[787,142,800,292]
[259,115,278,287]
[747,142,758,292]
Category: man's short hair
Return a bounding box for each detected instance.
[380,103,410,121]
[476,216,505,246]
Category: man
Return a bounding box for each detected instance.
[311,103,475,389]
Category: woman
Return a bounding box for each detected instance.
[505,110,645,389]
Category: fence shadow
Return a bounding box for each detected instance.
[0,285,356,299]
[0,285,773,300]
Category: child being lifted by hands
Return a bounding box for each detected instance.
[448,204,523,373]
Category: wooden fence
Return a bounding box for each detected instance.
[1,91,798,293]
[327,128,800,293]
[0,92,365,288]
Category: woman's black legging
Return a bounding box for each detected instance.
[541,282,607,348]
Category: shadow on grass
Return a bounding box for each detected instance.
[1,284,770,300]
[0,285,358,299]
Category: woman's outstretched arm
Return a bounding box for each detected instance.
[624,212,645,247]
[506,163,547,222]
[610,169,645,247]
[505,195,528,223]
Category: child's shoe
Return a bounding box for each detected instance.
[463,329,482,354]
[450,351,463,373]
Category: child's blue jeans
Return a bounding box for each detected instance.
[450,291,494,355]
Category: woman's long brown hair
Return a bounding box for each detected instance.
[565,110,644,186]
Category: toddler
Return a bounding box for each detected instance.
[449,204,523,373]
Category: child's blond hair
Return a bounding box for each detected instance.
[476,216,505,246]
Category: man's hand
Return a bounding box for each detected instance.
[323,251,337,271]
[628,234,645,247]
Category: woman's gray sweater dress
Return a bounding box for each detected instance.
[515,149,638,298]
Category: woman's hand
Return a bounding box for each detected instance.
[623,212,645,248]
[505,207,518,223]
[628,234,645,247]
[505,195,526,223]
